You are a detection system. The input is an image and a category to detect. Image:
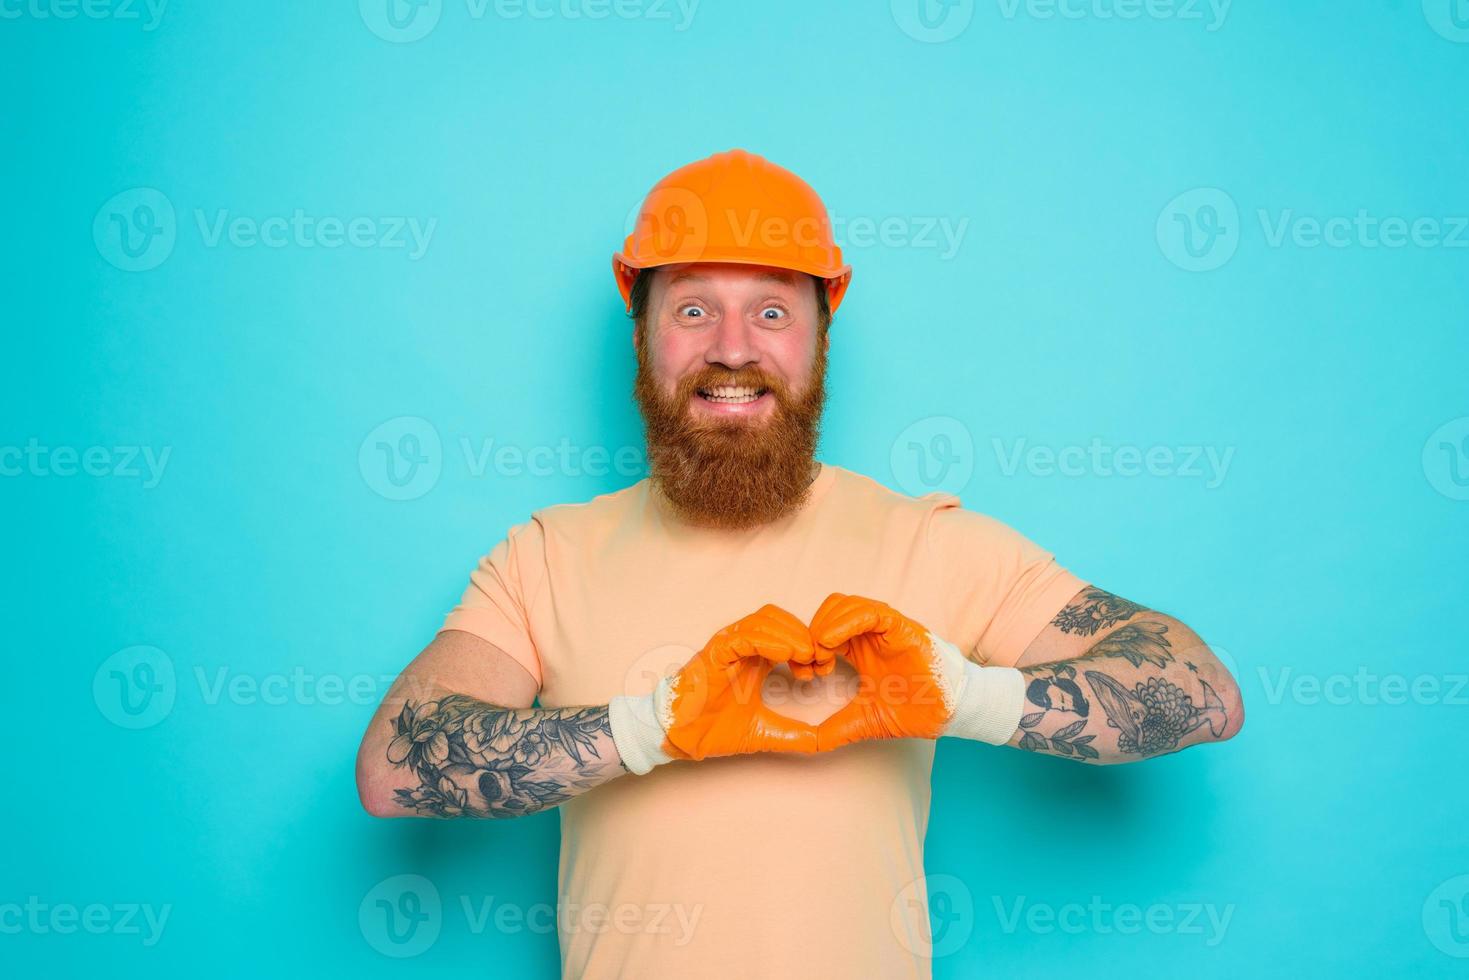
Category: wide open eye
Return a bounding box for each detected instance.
[677,304,707,318]
[758,305,789,323]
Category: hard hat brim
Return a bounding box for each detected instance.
[613,252,851,314]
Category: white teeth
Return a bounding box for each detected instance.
[699,384,764,405]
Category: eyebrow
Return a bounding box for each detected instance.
[665,271,799,288]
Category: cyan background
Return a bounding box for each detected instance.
[4,1,1467,976]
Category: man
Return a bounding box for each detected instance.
[355,148,1245,978]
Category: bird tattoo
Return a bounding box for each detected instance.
[1083,671,1227,757]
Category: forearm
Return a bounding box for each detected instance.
[1005,616,1243,764]
[357,689,628,819]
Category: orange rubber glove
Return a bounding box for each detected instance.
[609,604,831,773]
[810,593,1026,752]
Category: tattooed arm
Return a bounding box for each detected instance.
[1003,588,1245,764]
[355,630,629,819]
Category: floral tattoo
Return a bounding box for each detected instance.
[386,696,614,818]
[1050,587,1147,636]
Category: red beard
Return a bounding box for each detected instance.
[633,331,827,530]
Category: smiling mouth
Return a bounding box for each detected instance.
[695,385,769,405]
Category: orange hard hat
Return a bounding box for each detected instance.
[613,148,852,315]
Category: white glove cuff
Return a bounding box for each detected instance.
[608,680,676,775]
[931,633,1026,745]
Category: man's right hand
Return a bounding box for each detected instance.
[609,604,830,773]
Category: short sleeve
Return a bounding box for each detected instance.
[438,518,546,688]
[923,498,1087,668]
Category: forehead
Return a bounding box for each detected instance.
[653,262,805,294]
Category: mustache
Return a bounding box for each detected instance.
[676,366,788,400]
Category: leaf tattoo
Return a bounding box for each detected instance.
[1085,621,1175,669]
[1018,712,1100,760]
[1050,588,1147,636]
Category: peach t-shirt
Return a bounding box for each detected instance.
[441,463,1085,979]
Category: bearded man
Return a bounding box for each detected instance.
[355,148,1245,980]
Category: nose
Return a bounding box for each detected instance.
[704,314,759,371]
